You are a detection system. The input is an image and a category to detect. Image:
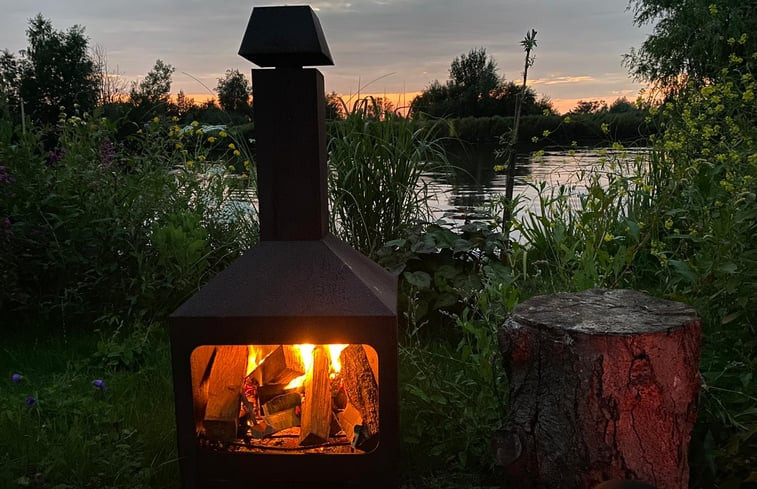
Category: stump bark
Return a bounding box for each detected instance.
[494,289,701,489]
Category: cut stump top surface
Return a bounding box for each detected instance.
[510,288,699,335]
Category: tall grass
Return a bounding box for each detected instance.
[328,105,450,257]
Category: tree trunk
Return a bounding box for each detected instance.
[494,289,701,489]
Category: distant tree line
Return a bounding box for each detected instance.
[0,15,254,132]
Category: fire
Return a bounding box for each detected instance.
[247,344,348,389]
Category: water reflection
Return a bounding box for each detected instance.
[423,144,648,226]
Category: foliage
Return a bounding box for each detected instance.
[0,105,257,329]
[411,47,549,119]
[129,59,175,109]
[0,15,99,125]
[625,0,757,91]
[569,99,608,114]
[215,69,251,116]
[327,106,449,257]
[417,111,654,145]
[325,91,345,120]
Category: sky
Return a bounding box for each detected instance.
[0,0,651,113]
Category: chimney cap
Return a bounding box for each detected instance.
[238,5,334,67]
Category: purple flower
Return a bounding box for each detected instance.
[11,373,22,383]
[48,148,66,166]
[92,379,107,391]
[25,396,36,407]
[2,217,11,228]
[99,139,116,168]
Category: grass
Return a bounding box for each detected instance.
[0,326,179,488]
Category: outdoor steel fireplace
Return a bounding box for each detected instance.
[169,6,399,488]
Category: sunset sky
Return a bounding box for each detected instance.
[0,0,651,114]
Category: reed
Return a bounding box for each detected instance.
[328,103,450,257]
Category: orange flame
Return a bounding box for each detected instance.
[246,344,348,389]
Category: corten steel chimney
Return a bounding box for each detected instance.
[169,5,399,489]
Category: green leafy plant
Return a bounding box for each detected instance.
[328,105,450,257]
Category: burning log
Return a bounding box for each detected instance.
[258,383,294,406]
[299,346,331,446]
[262,392,301,416]
[190,346,216,433]
[340,344,379,451]
[252,345,305,385]
[203,345,249,442]
[336,403,363,447]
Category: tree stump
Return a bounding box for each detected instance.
[494,289,701,489]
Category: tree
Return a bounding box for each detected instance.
[325,91,345,120]
[1,15,98,124]
[569,100,607,114]
[91,44,127,105]
[129,59,174,108]
[608,97,635,113]
[215,69,251,114]
[411,47,544,119]
[624,0,757,90]
[449,47,500,98]
[174,90,197,118]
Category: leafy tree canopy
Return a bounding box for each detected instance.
[0,14,98,124]
[215,69,251,114]
[411,47,547,119]
[129,59,174,108]
[624,0,757,90]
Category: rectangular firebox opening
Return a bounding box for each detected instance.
[192,344,379,455]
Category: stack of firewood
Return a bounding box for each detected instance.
[190,344,379,453]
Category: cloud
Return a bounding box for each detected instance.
[530,76,596,86]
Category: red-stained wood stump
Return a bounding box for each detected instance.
[494,289,701,489]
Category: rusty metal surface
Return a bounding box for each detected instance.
[238,5,334,67]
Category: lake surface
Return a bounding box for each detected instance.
[422,144,648,226]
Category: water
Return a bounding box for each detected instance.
[422,144,648,226]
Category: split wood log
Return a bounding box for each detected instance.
[299,346,331,446]
[252,345,305,386]
[340,344,380,451]
[190,346,216,433]
[336,403,364,446]
[203,345,249,442]
[494,289,701,489]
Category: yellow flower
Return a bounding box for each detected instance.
[228,143,236,150]
[243,160,251,170]
[191,120,199,127]
[207,136,217,143]
[175,142,183,149]
[198,155,206,161]
[153,116,160,123]
[195,129,204,135]
[604,233,614,242]
[228,165,236,172]
[233,149,241,156]
[187,160,194,167]
[172,116,179,122]
[137,129,143,134]
[219,131,228,138]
